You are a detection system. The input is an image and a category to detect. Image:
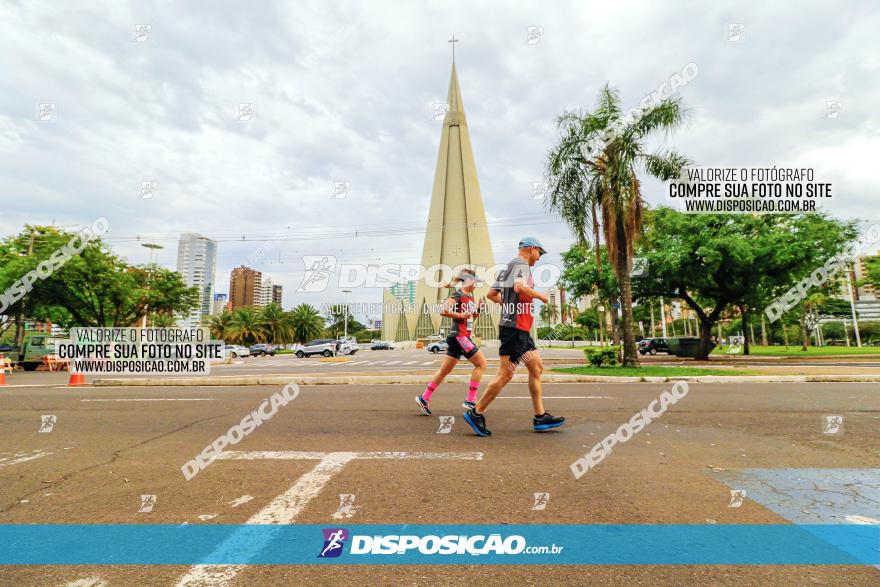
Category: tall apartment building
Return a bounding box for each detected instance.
[257,276,273,307]
[272,284,283,306]
[544,286,566,326]
[229,266,262,309]
[176,233,217,328]
[212,293,228,315]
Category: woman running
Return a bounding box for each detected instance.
[416,269,487,415]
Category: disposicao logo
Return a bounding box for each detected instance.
[318,528,349,558]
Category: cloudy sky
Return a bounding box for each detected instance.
[2,1,878,319]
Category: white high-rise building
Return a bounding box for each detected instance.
[176,233,217,328]
[257,276,274,307]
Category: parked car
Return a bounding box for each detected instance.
[249,343,276,356]
[224,344,251,358]
[336,339,359,355]
[426,340,448,353]
[296,339,337,358]
[370,341,394,350]
[0,343,18,354]
[638,338,669,355]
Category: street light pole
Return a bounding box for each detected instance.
[341,289,352,341]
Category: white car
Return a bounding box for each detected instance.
[224,345,251,358]
[295,339,337,358]
[337,339,359,355]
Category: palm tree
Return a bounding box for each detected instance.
[539,302,559,326]
[228,307,265,345]
[546,84,690,367]
[289,303,325,344]
[203,309,234,341]
[259,303,293,344]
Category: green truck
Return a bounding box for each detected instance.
[11,332,68,371]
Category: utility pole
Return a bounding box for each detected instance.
[141,244,164,328]
[14,229,37,349]
[845,267,862,347]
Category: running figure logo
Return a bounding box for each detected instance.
[332,494,357,519]
[823,415,844,435]
[38,415,56,433]
[138,494,157,513]
[436,416,455,434]
[298,256,337,293]
[318,528,349,558]
[728,489,746,508]
[532,492,550,511]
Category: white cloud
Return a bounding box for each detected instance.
[1,0,877,317]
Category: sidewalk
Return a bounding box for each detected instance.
[93,372,880,386]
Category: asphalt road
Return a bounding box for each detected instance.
[3,347,879,386]
[1,380,879,585]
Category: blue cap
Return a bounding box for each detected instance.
[518,236,547,255]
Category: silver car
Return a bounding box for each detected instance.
[426,340,449,353]
[295,339,336,358]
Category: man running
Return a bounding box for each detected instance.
[463,237,565,436]
[416,269,487,414]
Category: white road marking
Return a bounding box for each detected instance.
[175,450,482,586]
[63,577,108,587]
[217,451,484,461]
[0,383,62,388]
[385,361,402,365]
[197,514,218,521]
[228,495,253,508]
[402,361,419,365]
[370,361,386,365]
[0,450,52,469]
[80,398,215,402]
[845,515,880,524]
[496,396,612,399]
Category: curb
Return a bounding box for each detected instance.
[91,374,880,387]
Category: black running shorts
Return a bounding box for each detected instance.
[498,326,537,364]
[446,335,479,360]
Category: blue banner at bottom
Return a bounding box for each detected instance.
[0,524,877,565]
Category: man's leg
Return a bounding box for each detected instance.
[522,351,545,416]
[476,356,514,414]
[523,349,565,430]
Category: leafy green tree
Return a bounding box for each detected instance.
[546,84,690,366]
[289,303,325,344]
[0,226,198,338]
[559,243,620,341]
[575,308,600,331]
[325,304,364,338]
[633,209,858,359]
[861,255,880,291]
